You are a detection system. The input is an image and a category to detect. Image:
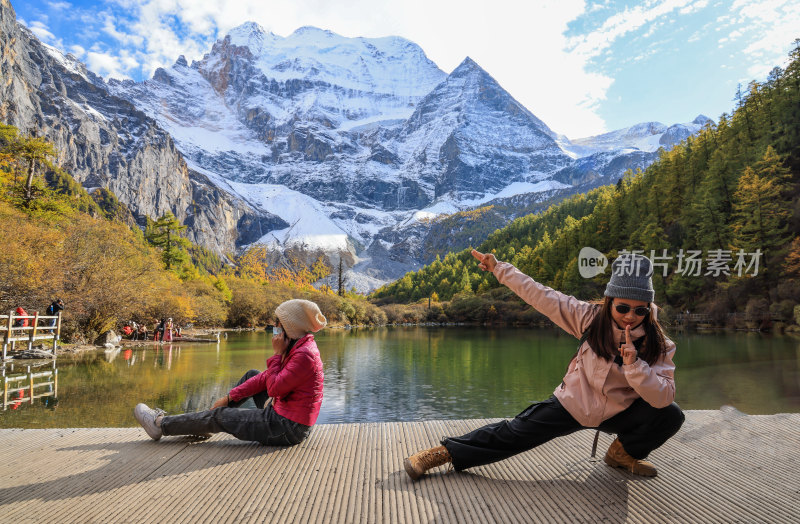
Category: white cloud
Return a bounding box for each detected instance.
[86,50,132,80]
[101,13,144,47]
[28,20,57,43]
[567,0,696,58]
[48,1,72,10]
[69,44,86,58]
[680,0,709,15]
[728,0,800,74]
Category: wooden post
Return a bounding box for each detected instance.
[54,368,58,399]
[3,376,7,410]
[29,368,34,404]
[28,311,39,351]
[3,311,12,361]
[53,311,62,357]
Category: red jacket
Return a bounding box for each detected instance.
[15,307,28,327]
[228,334,324,426]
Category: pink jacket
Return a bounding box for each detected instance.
[494,262,677,427]
[228,334,324,426]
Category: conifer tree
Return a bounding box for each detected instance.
[0,126,58,207]
[732,153,790,271]
[145,212,191,271]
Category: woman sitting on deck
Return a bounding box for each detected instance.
[404,250,684,480]
[134,299,326,446]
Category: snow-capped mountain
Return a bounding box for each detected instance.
[106,22,582,283]
[563,115,712,157]
[391,57,571,199]
[0,2,709,291]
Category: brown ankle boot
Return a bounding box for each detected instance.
[603,438,657,477]
[404,445,452,480]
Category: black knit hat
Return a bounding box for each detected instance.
[604,253,655,303]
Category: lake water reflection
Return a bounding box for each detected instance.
[1,327,798,428]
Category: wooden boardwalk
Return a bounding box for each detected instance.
[0,409,798,523]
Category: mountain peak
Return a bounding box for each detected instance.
[228,21,267,37]
[452,56,481,73]
[291,26,337,38]
[693,114,712,125]
[226,21,273,49]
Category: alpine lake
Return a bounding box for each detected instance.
[2,326,798,428]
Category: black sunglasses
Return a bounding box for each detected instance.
[614,303,650,317]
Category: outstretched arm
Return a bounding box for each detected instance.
[472,249,596,338]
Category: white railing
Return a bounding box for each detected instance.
[1,310,62,360]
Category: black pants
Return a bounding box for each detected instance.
[442,396,684,471]
[161,370,312,446]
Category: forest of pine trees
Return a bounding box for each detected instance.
[372,41,800,328]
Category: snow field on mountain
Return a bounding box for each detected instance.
[227,24,446,97]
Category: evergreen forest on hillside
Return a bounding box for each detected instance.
[372,41,800,329]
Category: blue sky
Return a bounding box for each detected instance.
[12,0,800,138]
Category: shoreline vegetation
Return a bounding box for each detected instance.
[36,312,800,363]
[7,308,794,366]
[3,44,800,345]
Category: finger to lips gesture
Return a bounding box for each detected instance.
[620,325,638,365]
[471,249,498,272]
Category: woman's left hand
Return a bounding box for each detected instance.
[272,332,290,357]
[620,325,638,365]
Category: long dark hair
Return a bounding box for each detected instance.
[583,296,668,366]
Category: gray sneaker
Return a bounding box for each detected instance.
[134,403,166,441]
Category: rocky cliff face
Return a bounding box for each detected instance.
[0,0,284,253]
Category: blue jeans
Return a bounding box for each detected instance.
[161,370,312,446]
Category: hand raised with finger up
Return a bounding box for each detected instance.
[471,249,498,272]
[620,325,638,365]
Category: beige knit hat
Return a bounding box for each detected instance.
[275,299,327,339]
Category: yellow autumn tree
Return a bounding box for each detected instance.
[237,245,270,282]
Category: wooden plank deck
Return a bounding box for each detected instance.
[0,409,798,523]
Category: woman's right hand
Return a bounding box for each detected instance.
[272,332,290,358]
[471,249,498,272]
[211,395,229,410]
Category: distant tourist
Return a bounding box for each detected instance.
[154,318,165,342]
[45,298,64,327]
[163,318,174,342]
[404,250,684,480]
[134,299,327,446]
[13,306,28,328]
[137,324,148,341]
